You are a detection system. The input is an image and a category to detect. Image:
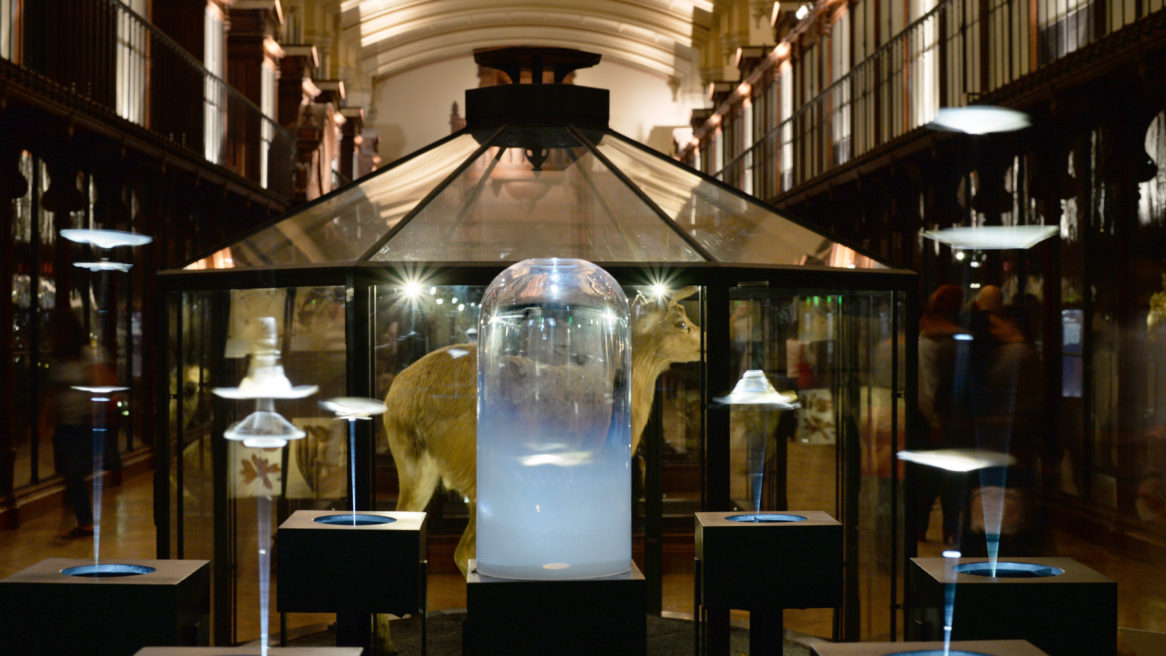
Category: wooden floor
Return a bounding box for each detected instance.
[2,468,1163,653]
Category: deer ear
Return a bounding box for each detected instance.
[631,292,649,322]
[670,286,699,303]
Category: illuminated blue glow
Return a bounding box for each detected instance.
[61,564,155,577]
[727,513,806,523]
[314,514,396,526]
[954,561,1065,578]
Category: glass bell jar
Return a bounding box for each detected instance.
[476,258,631,580]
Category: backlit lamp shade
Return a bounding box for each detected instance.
[320,397,388,420]
[213,317,318,400]
[73,385,130,394]
[213,316,317,447]
[929,106,1031,135]
[923,226,1059,251]
[223,402,306,448]
[60,229,153,249]
[74,261,134,272]
[897,448,1016,473]
[715,370,799,408]
[72,385,130,403]
[62,229,151,272]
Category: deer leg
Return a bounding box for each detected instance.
[453,497,476,578]
[372,614,395,654]
[394,456,440,512]
[388,426,441,512]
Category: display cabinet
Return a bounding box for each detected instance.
[155,47,917,646]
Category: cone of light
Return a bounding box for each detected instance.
[717,370,799,519]
[942,549,961,656]
[320,397,388,524]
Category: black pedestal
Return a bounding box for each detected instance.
[277,511,426,652]
[695,511,842,656]
[810,639,1047,655]
[0,558,210,656]
[464,559,646,656]
[277,510,426,615]
[907,557,1115,656]
[135,648,362,655]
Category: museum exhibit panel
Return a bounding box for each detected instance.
[155,48,917,647]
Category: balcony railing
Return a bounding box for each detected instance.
[3,0,292,198]
[713,0,1157,197]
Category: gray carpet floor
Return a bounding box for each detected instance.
[284,612,814,655]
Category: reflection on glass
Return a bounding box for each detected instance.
[923,225,1058,250]
[929,105,1031,135]
[187,134,483,269]
[897,449,1017,473]
[372,128,703,263]
[595,133,885,268]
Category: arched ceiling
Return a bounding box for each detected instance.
[340,0,711,82]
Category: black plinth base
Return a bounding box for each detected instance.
[277,510,426,615]
[810,639,1047,655]
[464,559,646,656]
[696,511,842,611]
[0,558,210,656]
[907,557,1115,656]
[135,648,362,655]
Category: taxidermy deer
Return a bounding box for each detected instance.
[383,287,701,576]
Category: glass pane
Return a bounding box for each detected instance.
[853,290,906,641]
[1136,111,1166,531]
[174,291,216,568]
[596,133,886,269]
[726,287,840,639]
[371,127,704,263]
[36,160,58,485]
[724,287,906,640]
[623,285,703,617]
[171,287,345,642]
[187,134,483,269]
[11,152,34,489]
[373,282,485,538]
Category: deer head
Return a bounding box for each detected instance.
[631,286,701,369]
[628,286,701,452]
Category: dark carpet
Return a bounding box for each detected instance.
[285,612,813,655]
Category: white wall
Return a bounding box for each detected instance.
[371,57,480,162]
[575,59,698,154]
[370,55,701,162]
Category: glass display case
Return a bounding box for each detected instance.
[156,48,917,645]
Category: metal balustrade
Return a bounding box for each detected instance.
[2,0,292,198]
[711,0,1160,198]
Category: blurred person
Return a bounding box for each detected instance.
[916,284,973,545]
[41,308,108,539]
[963,286,1047,555]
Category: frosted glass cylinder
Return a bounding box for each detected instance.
[476,258,631,580]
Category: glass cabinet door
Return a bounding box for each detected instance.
[726,286,907,641]
[170,286,347,644]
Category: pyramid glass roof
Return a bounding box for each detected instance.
[184,125,886,272]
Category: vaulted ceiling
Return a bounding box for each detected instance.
[339,0,711,81]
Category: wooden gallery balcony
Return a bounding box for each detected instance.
[0,0,293,202]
